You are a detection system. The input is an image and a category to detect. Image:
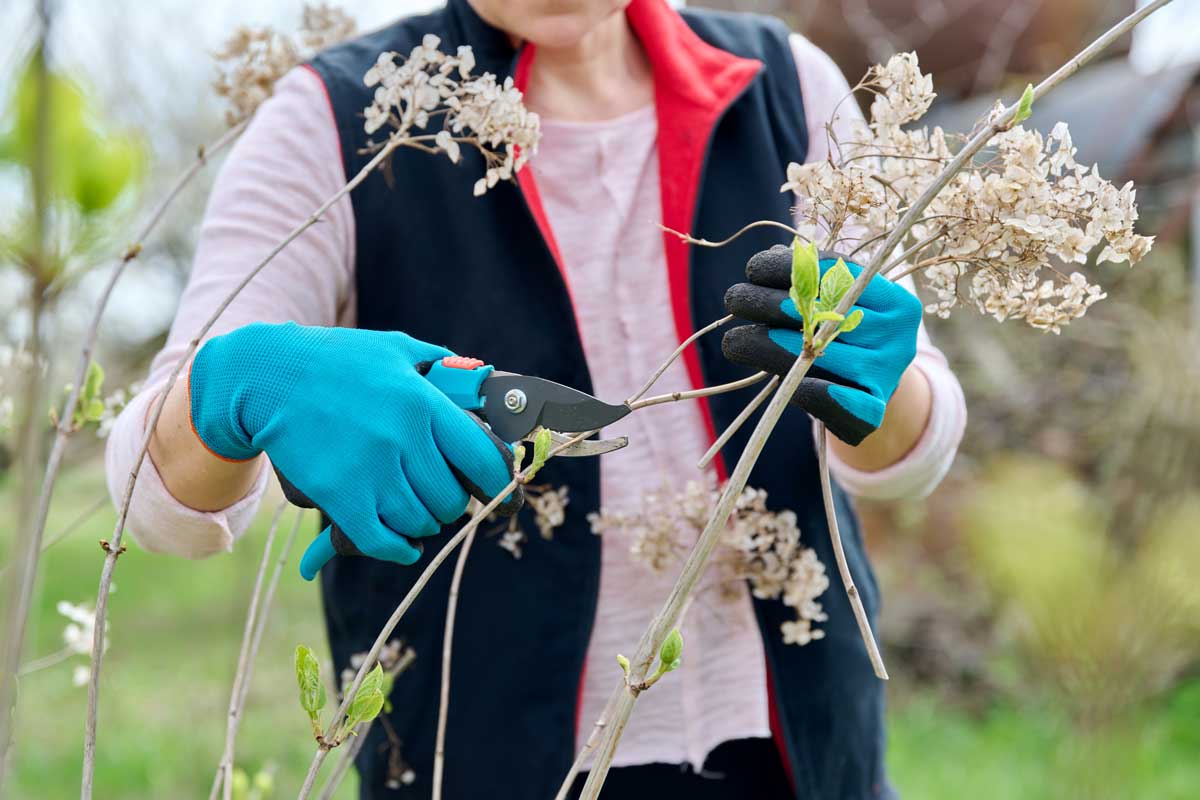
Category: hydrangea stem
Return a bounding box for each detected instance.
[816,423,888,679]
[431,526,478,800]
[573,3,1176,794]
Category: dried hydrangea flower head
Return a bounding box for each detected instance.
[213,3,356,126]
[298,3,356,52]
[477,484,569,560]
[589,480,829,646]
[783,52,1154,333]
[361,34,541,196]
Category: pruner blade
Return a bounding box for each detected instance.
[481,373,632,444]
[521,430,629,458]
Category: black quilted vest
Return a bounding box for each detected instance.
[308,1,888,797]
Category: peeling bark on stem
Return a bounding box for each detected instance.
[574,4,1176,793]
[83,133,399,800]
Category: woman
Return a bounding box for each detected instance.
[107,0,965,797]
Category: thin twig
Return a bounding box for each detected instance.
[816,424,888,679]
[430,527,478,800]
[658,219,805,250]
[239,510,305,712]
[552,696,616,800]
[17,646,75,677]
[315,720,368,800]
[209,500,289,800]
[886,261,928,283]
[697,376,780,470]
[83,129,397,800]
[295,477,520,799]
[882,227,945,279]
[627,372,768,411]
[574,4,1175,794]
[625,315,733,404]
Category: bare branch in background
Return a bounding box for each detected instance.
[1,4,57,783]
[208,502,297,800]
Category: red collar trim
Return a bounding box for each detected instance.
[514,0,762,481]
[628,0,761,480]
[625,0,762,114]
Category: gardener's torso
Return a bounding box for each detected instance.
[308,1,887,798]
[534,104,778,769]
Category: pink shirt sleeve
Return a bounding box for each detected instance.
[104,66,355,558]
[790,33,967,500]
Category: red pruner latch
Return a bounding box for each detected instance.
[441,356,486,370]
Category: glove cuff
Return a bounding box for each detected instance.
[189,322,328,461]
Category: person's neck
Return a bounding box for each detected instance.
[525,14,654,123]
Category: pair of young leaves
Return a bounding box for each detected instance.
[293,434,560,741]
[296,644,390,741]
[51,359,106,431]
[514,426,552,483]
[788,238,864,349]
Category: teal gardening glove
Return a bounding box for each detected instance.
[188,322,521,580]
[722,245,923,445]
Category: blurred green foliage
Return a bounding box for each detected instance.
[0,51,141,217]
[0,50,143,296]
[965,455,1200,715]
[956,454,1200,797]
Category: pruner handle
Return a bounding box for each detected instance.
[416,356,493,411]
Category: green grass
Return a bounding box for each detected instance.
[888,686,1200,800]
[4,464,1199,798]
[2,464,353,799]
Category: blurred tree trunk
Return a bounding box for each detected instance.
[0,2,54,788]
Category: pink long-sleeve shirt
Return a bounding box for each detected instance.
[107,32,965,770]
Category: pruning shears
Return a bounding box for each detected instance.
[287,355,632,579]
[418,355,632,455]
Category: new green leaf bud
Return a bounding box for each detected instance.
[1014,83,1034,124]
[659,629,683,668]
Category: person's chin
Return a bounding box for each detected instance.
[523,2,629,49]
[522,16,601,48]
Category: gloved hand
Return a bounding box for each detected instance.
[722,245,922,445]
[188,322,521,579]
